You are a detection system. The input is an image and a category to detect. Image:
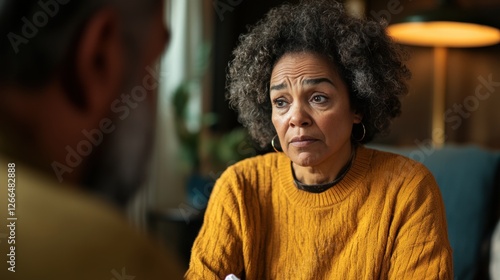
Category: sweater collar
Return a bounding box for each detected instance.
[277,145,373,208]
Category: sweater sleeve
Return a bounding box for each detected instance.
[185,167,245,280]
[387,165,453,280]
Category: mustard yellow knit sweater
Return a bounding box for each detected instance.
[186,146,452,279]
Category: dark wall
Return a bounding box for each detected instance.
[210,0,299,132]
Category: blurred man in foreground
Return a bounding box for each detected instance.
[0,0,182,278]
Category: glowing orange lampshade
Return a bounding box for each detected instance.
[386,5,500,147]
[387,21,500,48]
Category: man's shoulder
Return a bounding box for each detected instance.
[0,160,184,279]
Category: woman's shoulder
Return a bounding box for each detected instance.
[218,153,284,186]
[363,146,440,197]
[212,153,283,198]
[364,145,432,176]
[226,152,283,174]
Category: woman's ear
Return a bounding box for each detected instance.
[74,8,125,115]
[353,109,363,124]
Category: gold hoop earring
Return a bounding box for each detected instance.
[353,123,366,142]
[271,135,281,152]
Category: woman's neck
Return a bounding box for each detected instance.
[292,142,355,185]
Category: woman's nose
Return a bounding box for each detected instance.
[289,102,312,127]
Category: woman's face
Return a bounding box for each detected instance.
[270,52,361,168]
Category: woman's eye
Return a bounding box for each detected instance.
[273,98,288,108]
[311,95,328,103]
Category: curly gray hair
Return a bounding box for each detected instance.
[227,0,410,148]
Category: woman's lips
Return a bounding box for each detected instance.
[289,136,318,147]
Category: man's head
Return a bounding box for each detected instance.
[0,0,169,207]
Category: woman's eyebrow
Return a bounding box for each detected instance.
[270,78,334,92]
[270,82,287,91]
[303,78,334,86]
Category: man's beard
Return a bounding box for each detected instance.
[81,99,155,209]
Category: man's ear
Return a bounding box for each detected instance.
[75,8,125,115]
